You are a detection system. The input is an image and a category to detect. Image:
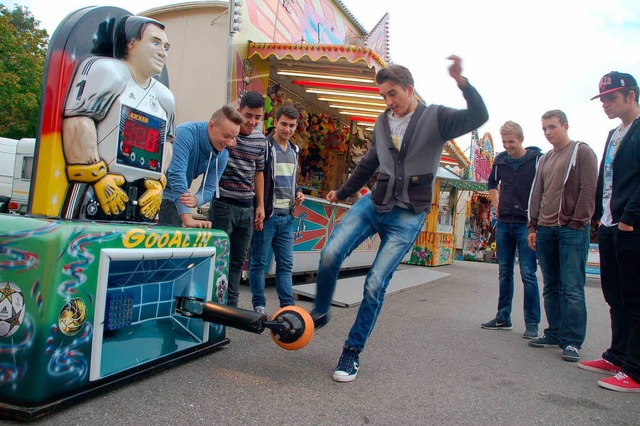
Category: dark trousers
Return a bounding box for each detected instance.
[158,199,181,227]
[209,199,254,307]
[598,225,640,381]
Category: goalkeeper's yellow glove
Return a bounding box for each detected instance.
[67,161,128,216]
[138,174,166,219]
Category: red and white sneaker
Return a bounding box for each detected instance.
[578,358,621,374]
[598,372,640,392]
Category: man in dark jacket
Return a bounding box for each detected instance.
[481,121,541,339]
[313,56,488,382]
[579,72,640,392]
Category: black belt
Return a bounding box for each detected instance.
[217,197,253,208]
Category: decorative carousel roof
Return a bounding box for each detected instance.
[248,42,388,69]
[442,140,471,168]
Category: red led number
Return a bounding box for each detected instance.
[123,120,159,153]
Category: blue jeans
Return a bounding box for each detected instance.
[495,222,540,328]
[315,195,426,352]
[248,214,295,309]
[535,225,589,348]
[209,200,254,307]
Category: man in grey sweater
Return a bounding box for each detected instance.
[313,56,489,382]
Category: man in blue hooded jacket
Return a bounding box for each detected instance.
[481,120,542,339]
[159,105,242,228]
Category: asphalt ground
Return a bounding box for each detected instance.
[8,260,639,425]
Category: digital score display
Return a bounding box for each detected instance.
[122,120,159,154]
[117,105,165,173]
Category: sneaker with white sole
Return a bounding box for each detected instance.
[562,345,580,362]
[480,318,512,330]
[254,306,267,317]
[578,358,621,374]
[333,347,360,382]
[528,334,561,348]
[598,372,640,392]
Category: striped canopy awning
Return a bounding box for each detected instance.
[248,42,387,70]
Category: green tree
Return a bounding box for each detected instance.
[0,4,48,139]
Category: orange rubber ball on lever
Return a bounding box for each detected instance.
[269,306,314,350]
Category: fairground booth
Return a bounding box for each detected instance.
[146,0,393,275]
[459,131,495,262]
[404,140,470,267]
[402,131,493,268]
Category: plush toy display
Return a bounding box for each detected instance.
[263,84,352,196]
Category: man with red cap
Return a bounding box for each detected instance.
[580,71,640,392]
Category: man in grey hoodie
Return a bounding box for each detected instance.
[312,56,489,382]
[527,109,597,363]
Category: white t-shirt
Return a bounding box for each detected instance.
[386,110,414,151]
[600,115,639,226]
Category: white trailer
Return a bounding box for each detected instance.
[0,137,36,214]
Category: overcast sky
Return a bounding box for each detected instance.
[9,0,640,160]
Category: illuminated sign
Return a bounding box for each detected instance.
[117,105,165,173]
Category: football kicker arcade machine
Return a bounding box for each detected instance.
[0,7,314,420]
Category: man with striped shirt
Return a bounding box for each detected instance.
[248,105,304,316]
[209,92,267,307]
